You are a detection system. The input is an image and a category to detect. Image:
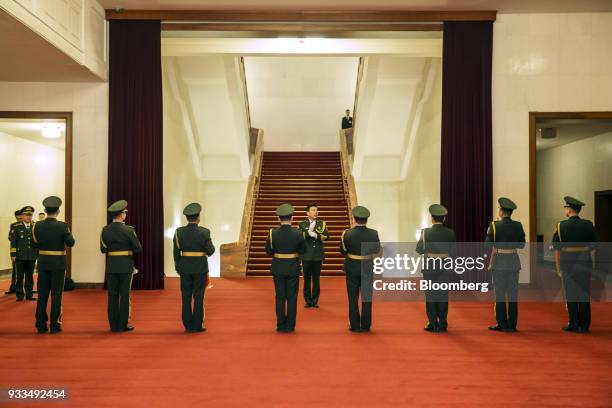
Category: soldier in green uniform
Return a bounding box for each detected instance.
[416,204,456,332]
[173,202,215,333]
[32,197,75,334]
[10,206,38,301]
[265,203,307,332]
[100,200,143,332]
[340,206,381,332]
[552,196,598,333]
[485,197,526,332]
[5,209,22,295]
[298,203,329,308]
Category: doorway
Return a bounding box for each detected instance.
[0,111,73,277]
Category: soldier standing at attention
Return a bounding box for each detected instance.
[32,196,75,334]
[552,196,598,333]
[11,206,38,301]
[340,206,381,333]
[298,203,329,308]
[100,200,142,332]
[485,198,526,332]
[416,204,456,333]
[173,203,215,333]
[265,203,306,333]
[5,209,22,295]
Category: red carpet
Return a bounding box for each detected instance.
[1,276,611,407]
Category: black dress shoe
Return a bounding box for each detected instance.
[16,297,24,302]
[50,327,62,334]
[188,327,206,333]
[349,327,361,332]
[26,296,37,301]
[562,325,579,332]
[424,324,437,332]
[5,289,16,295]
[304,303,312,308]
[437,327,447,333]
[504,327,517,332]
[488,325,506,331]
[578,327,589,333]
[37,327,49,334]
[312,304,319,308]
[361,328,371,332]
[123,326,135,331]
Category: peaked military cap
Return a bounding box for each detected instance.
[276,203,294,217]
[498,197,517,211]
[108,200,128,214]
[20,206,34,215]
[351,206,370,218]
[564,196,585,207]
[43,196,62,212]
[14,209,22,217]
[183,202,202,216]
[428,204,448,217]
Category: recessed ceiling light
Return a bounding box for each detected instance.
[41,124,62,139]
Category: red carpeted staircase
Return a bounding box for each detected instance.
[246,151,351,276]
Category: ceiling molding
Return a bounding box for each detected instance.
[106,9,497,22]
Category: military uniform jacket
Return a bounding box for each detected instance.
[10,222,38,261]
[32,218,75,270]
[340,226,381,274]
[100,222,143,274]
[8,221,19,257]
[265,224,307,275]
[552,216,597,263]
[298,218,329,261]
[416,224,456,271]
[173,224,215,275]
[485,217,526,270]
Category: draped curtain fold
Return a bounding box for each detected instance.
[441,21,493,283]
[108,20,164,290]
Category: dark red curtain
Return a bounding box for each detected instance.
[441,21,493,243]
[108,20,164,290]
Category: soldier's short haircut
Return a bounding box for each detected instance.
[501,208,513,217]
[353,216,367,224]
[432,215,445,223]
[569,204,582,213]
[186,214,199,222]
[305,203,318,211]
[279,215,292,222]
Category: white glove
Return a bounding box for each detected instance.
[308,231,317,239]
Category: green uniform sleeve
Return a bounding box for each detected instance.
[204,229,215,256]
[415,229,425,254]
[64,225,75,248]
[100,229,108,253]
[128,227,143,253]
[264,229,274,255]
[339,229,348,255]
[173,229,180,268]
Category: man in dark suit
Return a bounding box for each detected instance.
[341,109,353,129]
[416,204,456,333]
[340,206,381,332]
[265,203,306,332]
[5,209,22,295]
[32,196,75,334]
[298,203,329,308]
[100,200,143,332]
[485,197,526,332]
[552,196,598,333]
[173,202,215,333]
[11,206,38,301]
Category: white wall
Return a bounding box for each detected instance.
[398,58,442,242]
[536,131,612,240]
[163,70,247,277]
[0,81,108,282]
[355,182,400,242]
[493,12,612,238]
[244,56,359,151]
[0,131,64,269]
